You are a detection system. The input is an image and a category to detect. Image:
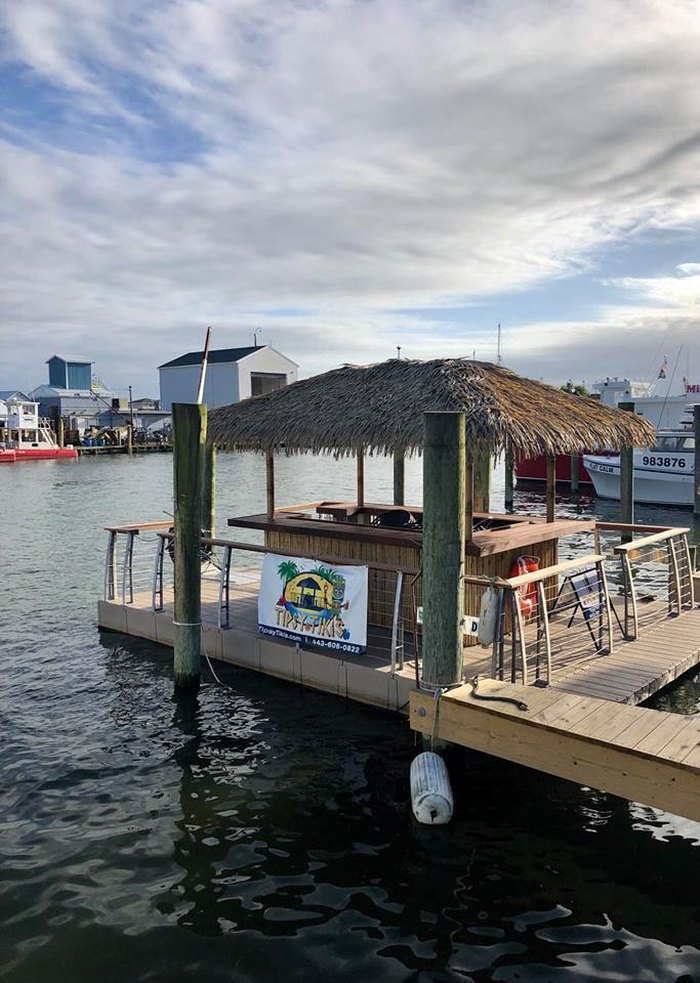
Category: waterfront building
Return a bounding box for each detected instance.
[158,345,298,411]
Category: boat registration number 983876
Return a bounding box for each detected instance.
[642,456,686,468]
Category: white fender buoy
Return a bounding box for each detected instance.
[410,751,454,825]
[478,586,499,648]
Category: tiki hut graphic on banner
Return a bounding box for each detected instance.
[258,555,368,654]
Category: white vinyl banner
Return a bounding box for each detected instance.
[258,554,368,654]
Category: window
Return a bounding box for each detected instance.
[250,372,287,396]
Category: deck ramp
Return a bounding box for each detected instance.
[549,607,700,704]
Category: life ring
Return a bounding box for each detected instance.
[508,555,539,619]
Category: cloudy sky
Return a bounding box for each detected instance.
[1,0,699,399]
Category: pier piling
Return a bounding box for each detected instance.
[393,453,405,506]
[422,412,465,688]
[619,402,635,536]
[172,402,207,690]
[504,445,514,510]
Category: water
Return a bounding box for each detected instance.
[1,453,699,983]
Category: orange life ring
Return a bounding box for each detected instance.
[508,555,539,619]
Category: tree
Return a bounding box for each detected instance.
[560,380,590,396]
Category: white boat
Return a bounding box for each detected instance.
[583,430,695,507]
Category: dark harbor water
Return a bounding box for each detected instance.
[1,453,699,983]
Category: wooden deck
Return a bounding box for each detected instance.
[134,569,700,708]
[410,680,700,822]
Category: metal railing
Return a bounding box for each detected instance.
[474,553,613,688]
[608,527,695,639]
[103,523,418,673]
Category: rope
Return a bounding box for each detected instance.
[470,675,529,712]
[431,686,445,750]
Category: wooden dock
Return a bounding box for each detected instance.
[410,680,700,822]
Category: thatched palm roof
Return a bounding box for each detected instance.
[208,358,656,458]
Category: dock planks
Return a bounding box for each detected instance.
[410,680,700,823]
[549,607,700,704]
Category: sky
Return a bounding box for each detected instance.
[1,0,699,400]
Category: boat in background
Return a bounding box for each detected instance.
[0,396,78,463]
[516,373,699,488]
[583,429,695,507]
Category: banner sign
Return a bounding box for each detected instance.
[258,554,368,654]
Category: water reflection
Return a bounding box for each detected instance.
[2,454,700,982]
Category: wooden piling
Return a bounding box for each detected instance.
[356,448,365,507]
[504,445,514,510]
[265,448,275,520]
[695,405,700,517]
[393,453,405,506]
[202,442,216,538]
[619,402,635,531]
[57,417,65,449]
[473,444,491,512]
[422,412,466,687]
[172,402,207,691]
[545,454,556,522]
[570,453,580,493]
[127,424,133,457]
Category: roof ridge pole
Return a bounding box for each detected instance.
[422,411,466,689]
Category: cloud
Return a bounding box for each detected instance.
[1,0,700,395]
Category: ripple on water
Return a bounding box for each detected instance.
[1,456,700,982]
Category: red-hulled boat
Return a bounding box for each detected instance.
[0,397,78,463]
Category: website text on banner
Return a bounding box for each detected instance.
[258,554,368,655]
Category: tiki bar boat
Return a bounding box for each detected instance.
[98,358,700,821]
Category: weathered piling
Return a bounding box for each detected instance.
[127,424,133,457]
[619,402,635,531]
[393,453,405,506]
[473,444,491,513]
[504,445,514,509]
[202,442,216,538]
[422,412,465,688]
[570,453,580,493]
[172,402,207,690]
[545,454,556,522]
[265,448,275,521]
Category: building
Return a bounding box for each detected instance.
[31,355,169,437]
[158,345,298,411]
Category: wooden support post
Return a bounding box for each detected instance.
[266,448,275,520]
[545,454,556,522]
[570,453,580,493]
[127,424,133,457]
[202,442,216,538]
[619,402,635,533]
[57,417,65,448]
[172,402,207,691]
[465,450,474,546]
[393,453,405,506]
[422,412,466,687]
[695,405,700,516]
[504,445,514,510]
[472,444,491,512]
[356,448,365,507]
